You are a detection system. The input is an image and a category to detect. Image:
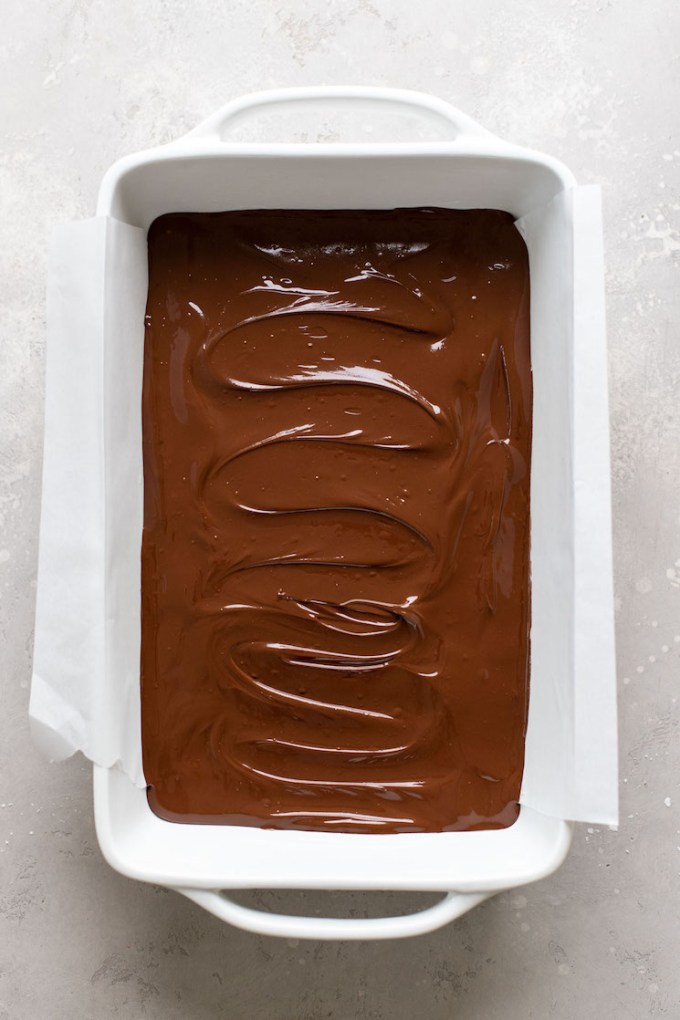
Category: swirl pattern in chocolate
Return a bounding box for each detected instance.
[142,208,531,833]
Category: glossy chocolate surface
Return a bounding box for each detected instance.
[142,208,531,832]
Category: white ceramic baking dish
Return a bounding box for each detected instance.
[93,87,581,940]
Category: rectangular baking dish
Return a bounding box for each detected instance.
[92,87,586,940]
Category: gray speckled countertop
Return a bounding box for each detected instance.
[2,2,679,1017]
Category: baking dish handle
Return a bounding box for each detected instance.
[177,887,492,940]
[180,86,494,144]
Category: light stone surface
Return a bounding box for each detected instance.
[1,1,679,1016]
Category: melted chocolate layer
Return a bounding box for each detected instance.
[142,209,531,833]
